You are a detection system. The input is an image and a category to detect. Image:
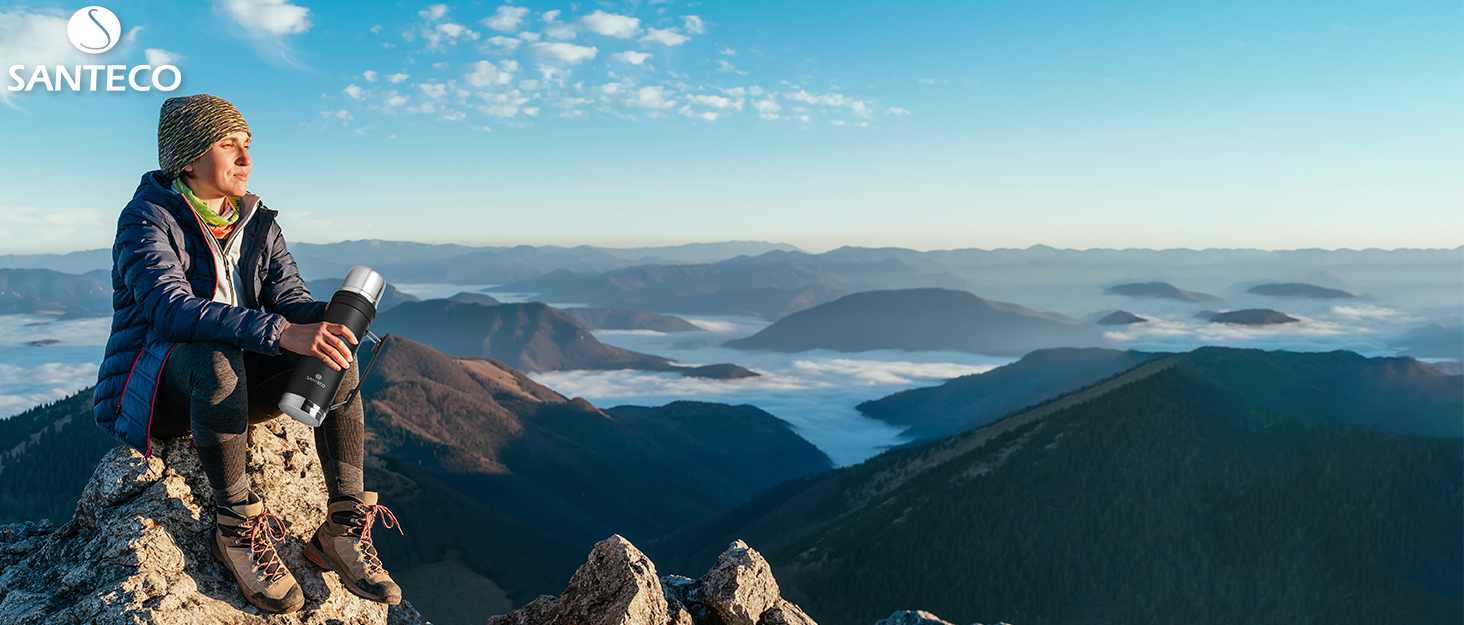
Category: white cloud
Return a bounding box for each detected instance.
[384,91,409,107]
[611,50,653,65]
[363,70,379,82]
[519,79,541,90]
[371,24,382,34]
[216,0,312,36]
[518,31,542,41]
[465,59,517,87]
[321,108,353,120]
[639,28,689,46]
[682,15,705,35]
[419,82,448,98]
[0,9,96,106]
[484,35,521,51]
[686,94,742,110]
[386,72,410,83]
[421,21,478,50]
[144,48,184,67]
[479,90,531,117]
[715,59,747,75]
[544,23,577,39]
[886,107,910,115]
[582,11,640,38]
[528,42,598,63]
[718,47,736,56]
[753,98,781,120]
[482,5,529,32]
[625,86,675,109]
[785,89,875,118]
[440,109,466,121]
[419,4,449,21]
[343,84,365,99]
[542,10,562,23]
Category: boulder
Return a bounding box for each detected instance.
[0,418,422,625]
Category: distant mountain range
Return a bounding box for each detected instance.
[374,299,756,378]
[559,307,702,332]
[857,348,1162,439]
[1106,281,1221,302]
[1392,324,1464,361]
[304,277,421,312]
[1201,308,1300,325]
[1096,310,1147,325]
[0,268,111,317]
[654,347,1463,625]
[1246,282,1357,299]
[723,288,1105,356]
[4,244,1459,327]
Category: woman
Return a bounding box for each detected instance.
[92,94,402,614]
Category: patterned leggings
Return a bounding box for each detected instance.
[152,341,365,506]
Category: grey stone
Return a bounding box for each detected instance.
[702,540,781,625]
[488,535,669,625]
[0,418,423,625]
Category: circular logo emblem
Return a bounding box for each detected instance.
[67,6,121,54]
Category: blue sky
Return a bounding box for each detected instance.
[0,0,1459,254]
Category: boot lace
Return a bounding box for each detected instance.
[235,511,290,587]
[346,503,403,576]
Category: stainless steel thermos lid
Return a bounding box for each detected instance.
[339,266,386,307]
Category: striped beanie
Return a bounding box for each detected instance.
[157,94,250,178]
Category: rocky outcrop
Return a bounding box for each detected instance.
[491,536,816,625]
[0,418,422,625]
[874,610,1012,625]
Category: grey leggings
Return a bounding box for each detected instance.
[153,341,365,506]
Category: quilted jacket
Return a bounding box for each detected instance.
[93,170,326,455]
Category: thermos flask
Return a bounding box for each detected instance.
[278,266,386,427]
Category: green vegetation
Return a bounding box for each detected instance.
[770,357,1462,625]
[0,390,117,524]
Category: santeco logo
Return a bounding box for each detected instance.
[68,7,121,54]
[8,6,182,93]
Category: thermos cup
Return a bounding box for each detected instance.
[279,266,386,427]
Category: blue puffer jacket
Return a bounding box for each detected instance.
[93,171,327,456]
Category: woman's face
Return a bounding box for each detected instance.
[183,131,251,198]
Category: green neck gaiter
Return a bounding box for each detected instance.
[173,178,238,227]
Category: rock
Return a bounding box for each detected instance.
[494,536,821,625]
[0,418,423,625]
[702,540,781,625]
[874,610,1014,625]
[876,611,956,625]
[487,535,669,625]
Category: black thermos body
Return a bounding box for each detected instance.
[278,266,386,427]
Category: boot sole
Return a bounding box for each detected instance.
[210,536,304,614]
[304,538,401,605]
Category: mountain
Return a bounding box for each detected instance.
[501,260,849,320]
[374,300,754,378]
[0,390,119,524]
[1392,324,1464,360]
[656,348,1463,625]
[724,288,1104,356]
[560,307,703,332]
[0,338,827,615]
[1204,308,1300,325]
[1106,281,1220,302]
[0,268,112,317]
[360,337,830,548]
[305,277,421,312]
[1095,310,1147,325]
[288,240,804,282]
[0,248,111,274]
[448,292,502,306]
[856,348,1161,439]
[1246,282,1357,299]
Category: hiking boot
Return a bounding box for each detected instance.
[304,491,404,604]
[210,496,305,614]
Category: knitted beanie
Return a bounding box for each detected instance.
[157,94,250,178]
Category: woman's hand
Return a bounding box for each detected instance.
[280,322,357,370]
